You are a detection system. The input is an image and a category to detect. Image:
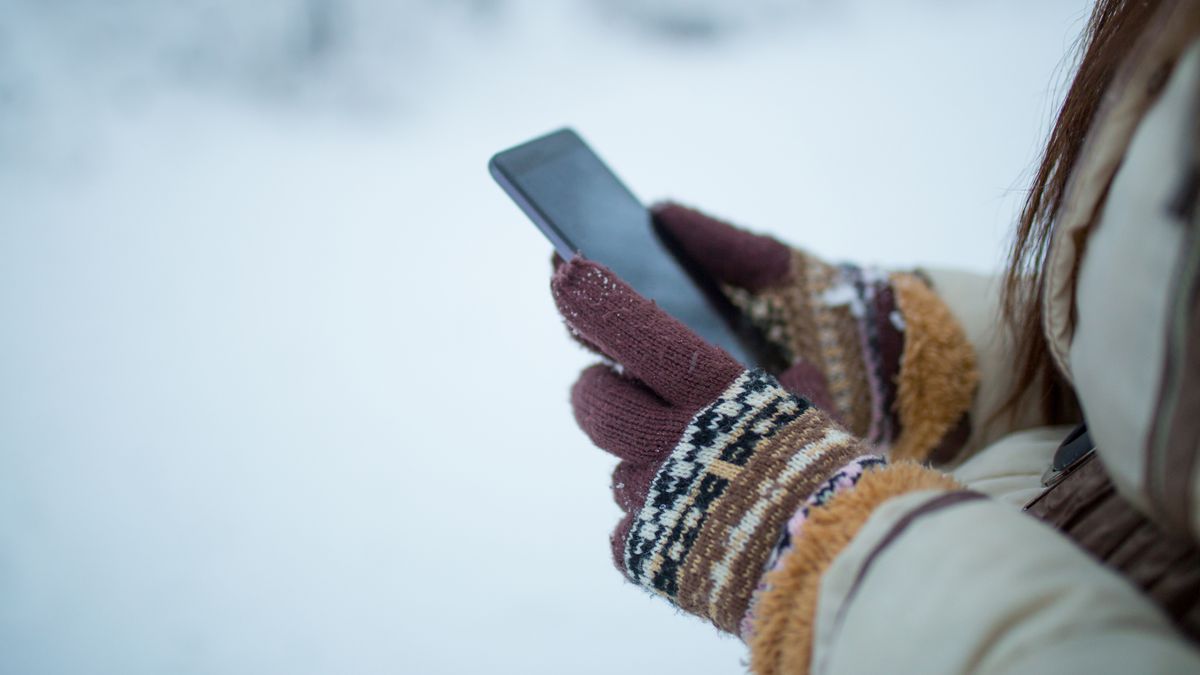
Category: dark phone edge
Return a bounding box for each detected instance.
[490,128,787,373]
[651,217,789,374]
[489,154,577,261]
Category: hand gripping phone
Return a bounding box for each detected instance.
[489,127,782,370]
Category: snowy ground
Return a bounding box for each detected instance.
[2,2,1090,673]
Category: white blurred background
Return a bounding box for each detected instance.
[1,1,1090,673]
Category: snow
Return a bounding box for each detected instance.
[0,1,1090,673]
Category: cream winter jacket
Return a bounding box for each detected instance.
[796,28,1200,675]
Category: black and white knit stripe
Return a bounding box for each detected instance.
[623,369,808,598]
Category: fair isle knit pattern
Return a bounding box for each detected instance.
[623,369,867,633]
[840,266,905,448]
[739,455,887,640]
[766,455,888,571]
[807,254,872,435]
[725,251,904,444]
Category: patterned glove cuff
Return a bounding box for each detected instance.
[622,369,869,633]
[727,250,978,464]
[741,455,887,640]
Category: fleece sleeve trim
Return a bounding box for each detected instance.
[748,462,961,674]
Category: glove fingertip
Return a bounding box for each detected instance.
[551,257,605,331]
[550,257,606,307]
[552,256,744,409]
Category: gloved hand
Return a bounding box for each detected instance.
[551,256,957,643]
[652,203,977,462]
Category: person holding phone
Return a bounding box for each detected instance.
[543,1,1200,672]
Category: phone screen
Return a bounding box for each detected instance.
[490,128,766,368]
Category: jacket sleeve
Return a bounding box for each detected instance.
[749,481,1200,674]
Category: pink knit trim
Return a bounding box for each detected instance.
[739,455,886,640]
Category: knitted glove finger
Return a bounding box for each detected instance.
[652,202,792,292]
[551,257,743,409]
[609,460,659,565]
[571,363,690,464]
[612,460,658,514]
[550,252,610,358]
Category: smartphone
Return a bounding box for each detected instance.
[489,127,781,370]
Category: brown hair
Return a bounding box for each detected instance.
[1000,0,1167,423]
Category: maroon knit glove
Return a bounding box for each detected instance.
[552,257,878,634]
[652,203,977,462]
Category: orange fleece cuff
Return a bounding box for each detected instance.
[748,462,962,675]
